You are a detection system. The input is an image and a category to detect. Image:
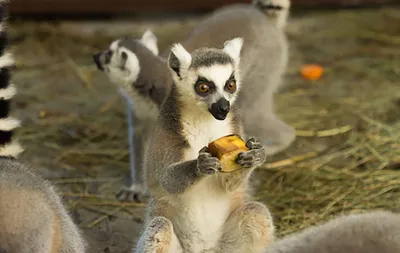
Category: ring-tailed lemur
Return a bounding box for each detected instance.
[0,1,86,252]
[253,0,290,29]
[133,38,275,253]
[263,211,400,253]
[94,0,295,202]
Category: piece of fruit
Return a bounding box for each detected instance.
[208,134,249,173]
[301,64,324,81]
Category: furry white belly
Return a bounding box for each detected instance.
[176,180,231,252]
[177,111,235,251]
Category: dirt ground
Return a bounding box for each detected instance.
[8,5,400,253]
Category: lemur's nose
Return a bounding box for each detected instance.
[217,99,230,113]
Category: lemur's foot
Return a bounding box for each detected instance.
[197,146,222,175]
[116,183,147,203]
[135,216,182,253]
[235,138,266,168]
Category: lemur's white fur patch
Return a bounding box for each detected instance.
[0,52,15,69]
[170,43,192,71]
[177,91,235,253]
[139,29,159,56]
[197,64,236,101]
[0,84,16,100]
[253,0,291,28]
[105,42,159,121]
[0,117,20,131]
[178,81,235,252]
[255,0,291,8]
[107,45,141,88]
[0,141,23,158]
[110,40,120,51]
[223,38,243,63]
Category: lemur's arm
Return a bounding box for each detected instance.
[158,147,221,194]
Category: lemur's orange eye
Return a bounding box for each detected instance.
[196,83,210,94]
[225,80,236,92]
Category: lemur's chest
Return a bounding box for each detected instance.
[181,114,234,160]
[177,113,235,252]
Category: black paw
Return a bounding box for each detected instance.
[236,138,266,168]
[116,183,147,203]
[197,146,222,175]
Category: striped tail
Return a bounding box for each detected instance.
[0,0,23,158]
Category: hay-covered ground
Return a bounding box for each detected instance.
[9,5,400,253]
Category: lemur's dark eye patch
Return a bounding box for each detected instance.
[225,80,236,93]
[194,76,216,96]
[105,50,113,64]
[225,72,236,93]
[121,52,128,61]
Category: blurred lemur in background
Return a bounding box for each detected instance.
[263,211,400,253]
[0,1,86,252]
[94,0,294,202]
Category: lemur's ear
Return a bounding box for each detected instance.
[223,37,243,63]
[140,29,159,55]
[168,43,192,79]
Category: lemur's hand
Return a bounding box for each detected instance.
[235,137,266,169]
[197,146,222,175]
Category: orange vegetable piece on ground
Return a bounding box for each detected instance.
[301,64,324,81]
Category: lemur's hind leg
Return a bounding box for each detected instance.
[117,125,147,203]
[134,216,182,253]
[117,90,147,203]
[253,0,291,29]
[215,201,275,253]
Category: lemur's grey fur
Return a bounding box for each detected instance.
[263,211,400,253]
[0,1,86,252]
[0,160,86,253]
[132,39,275,253]
[93,0,294,202]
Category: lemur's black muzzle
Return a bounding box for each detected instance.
[93,52,104,71]
[210,98,230,120]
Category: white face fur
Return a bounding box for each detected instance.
[100,30,159,89]
[168,38,243,121]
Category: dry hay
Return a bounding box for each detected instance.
[8,5,400,246]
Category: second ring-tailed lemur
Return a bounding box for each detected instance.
[94,0,294,202]
[263,211,400,253]
[0,1,86,252]
[133,39,275,253]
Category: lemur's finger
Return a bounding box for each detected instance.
[199,146,209,153]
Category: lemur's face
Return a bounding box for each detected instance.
[168,38,243,121]
[191,64,237,120]
[93,30,159,87]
